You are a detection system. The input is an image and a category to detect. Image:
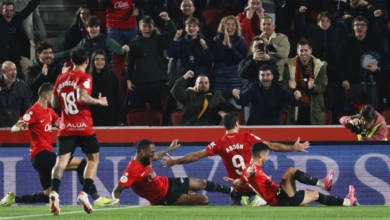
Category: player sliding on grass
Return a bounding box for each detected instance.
[112,139,235,205]
[161,113,310,205]
[224,142,357,206]
[0,83,115,208]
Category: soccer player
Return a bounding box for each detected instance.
[161,112,310,205]
[49,47,108,215]
[0,83,114,207]
[224,142,357,206]
[111,139,235,206]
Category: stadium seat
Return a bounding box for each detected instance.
[170,109,183,126]
[323,83,339,111]
[381,108,390,124]
[234,109,246,125]
[324,109,332,125]
[200,7,235,41]
[126,109,163,126]
[282,109,288,125]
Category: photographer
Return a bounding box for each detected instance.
[340,105,388,141]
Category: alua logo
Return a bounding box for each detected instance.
[67,123,87,128]
[114,1,129,9]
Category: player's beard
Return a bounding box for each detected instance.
[141,157,151,166]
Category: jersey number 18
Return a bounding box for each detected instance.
[61,92,79,115]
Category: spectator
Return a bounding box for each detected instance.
[55,16,129,71]
[299,0,333,26]
[283,39,328,125]
[295,7,347,84]
[333,0,374,31]
[99,0,139,75]
[124,12,176,112]
[233,65,302,125]
[238,36,279,89]
[171,70,232,125]
[88,50,125,126]
[260,16,290,82]
[62,5,93,50]
[26,42,61,103]
[166,17,213,81]
[0,0,41,80]
[212,15,246,107]
[335,16,389,111]
[237,0,268,49]
[13,0,46,75]
[340,104,388,141]
[0,61,30,127]
[176,0,202,31]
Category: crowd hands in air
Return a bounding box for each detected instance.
[0,0,388,214]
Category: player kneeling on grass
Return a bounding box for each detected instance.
[0,83,115,208]
[111,139,235,205]
[224,142,357,206]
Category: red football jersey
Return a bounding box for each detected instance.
[103,0,137,29]
[53,70,95,136]
[118,158,169,205]
[205,132,264,193]
[20,103,59,160]
[240,164,280,206]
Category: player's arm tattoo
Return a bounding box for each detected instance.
[265,141,293,152]
[153,147,176,161]
[51,95,61,108]
[171,150,208,165]
[77,88,100,105]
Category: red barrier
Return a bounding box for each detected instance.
[2,126,387,145]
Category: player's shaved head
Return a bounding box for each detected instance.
[223,113,239,130]
[251,142,269,158]
[136,139,154,153]
[38,83,54,97]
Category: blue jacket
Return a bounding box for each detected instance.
[236,81,301,125]
[166,34,214,78]
[212,33,246,98]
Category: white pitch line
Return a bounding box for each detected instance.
[0,205,141,219]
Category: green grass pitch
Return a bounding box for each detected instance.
[1,205,390,220]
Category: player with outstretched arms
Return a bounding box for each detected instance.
[49,47,108,215]
[112,139,236,206]
[162,112,310,205]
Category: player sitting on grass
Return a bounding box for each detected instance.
[0,83,115,208]
[111,139,236,205]
[224,142,357,206]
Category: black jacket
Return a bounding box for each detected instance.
[336,32,390,83]
[62,20,85,50]
[90,71,125,125]
[124,19,177,84]
[171,77,232,126]
[25,59,62,102]
[0,76,31,127]
[238,56,279,88]
[236,81,301,125]
[0,0,40,62]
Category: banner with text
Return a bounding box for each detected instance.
[0,144,389,205]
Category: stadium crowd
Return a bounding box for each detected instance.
[1,0,390,128]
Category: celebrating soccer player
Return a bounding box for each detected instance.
[0,83,114,208]
[224,142,357,206]
[111,139,235,206]
[49,47,108,215]
[161,112,310,205]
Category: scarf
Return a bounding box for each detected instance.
[295,57,313,105]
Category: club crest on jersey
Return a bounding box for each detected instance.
[226,143,244,153]
[148,171,156,182]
